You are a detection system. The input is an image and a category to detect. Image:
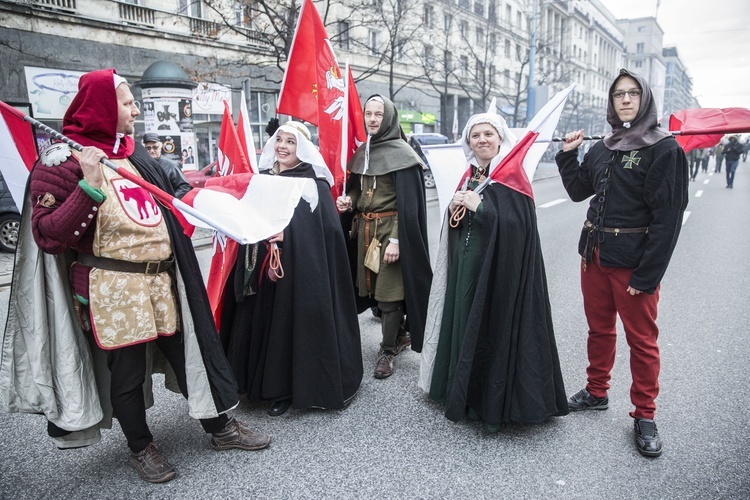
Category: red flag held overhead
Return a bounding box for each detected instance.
[277,0,352,192]
[669,107,750,153]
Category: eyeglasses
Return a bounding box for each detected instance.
[611,89,642,100]
[144,145,161,151]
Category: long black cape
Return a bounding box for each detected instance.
[222,164,363,409]
[443,184,568,425]
[130,145,239,413]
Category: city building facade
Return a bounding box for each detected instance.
[0,0,701,166]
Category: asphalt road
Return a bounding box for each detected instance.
[0,159,748,498]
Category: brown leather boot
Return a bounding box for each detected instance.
[373,349,395,379]
[210,418,271,451]
[130,442,176,484]
[394,330,411,354]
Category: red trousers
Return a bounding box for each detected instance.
[581,252,660,419]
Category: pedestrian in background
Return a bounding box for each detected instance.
[714,141,725,173]
[142,132,190,198]
[556,69,689,458]
[688,148,705,181]
[723,135,743,188]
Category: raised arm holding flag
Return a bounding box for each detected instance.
[556,68,690,459]
[1,68,271,485]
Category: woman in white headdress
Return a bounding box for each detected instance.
[220,121,362,417]
[419,112,568,431]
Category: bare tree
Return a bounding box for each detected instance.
[410,1,462,137]
[343,0,425,100]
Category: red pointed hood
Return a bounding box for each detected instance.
[63,68,134,159]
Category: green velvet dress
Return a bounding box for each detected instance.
[429,174,484,403]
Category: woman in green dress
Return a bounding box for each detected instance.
[419,113,568,430]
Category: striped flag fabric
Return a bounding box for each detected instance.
[0,100,37,211]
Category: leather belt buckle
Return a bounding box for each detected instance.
[145,261,161,274]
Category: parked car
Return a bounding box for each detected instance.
[408,133,451,189]
[184,161,219,188]
[0,173,21,253]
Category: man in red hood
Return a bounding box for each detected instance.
[25,68,270,483]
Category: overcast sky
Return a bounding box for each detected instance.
[596,0,750,109]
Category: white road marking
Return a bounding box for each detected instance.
[695,190,703,197]
[538,198,566,209]
[703,179,709,184]
[683,211,691,225]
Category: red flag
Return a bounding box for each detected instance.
[669,107,750,153]
[277,0,352,194]
[488,130,537,199]
[206,101,254,328]
[0,100,37,211]
[329,65,366,199]
[217,101,251,176]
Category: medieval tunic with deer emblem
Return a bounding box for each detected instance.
[87,158,178,348]
[29,150,178,349]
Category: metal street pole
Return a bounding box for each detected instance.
[526,0,538,124]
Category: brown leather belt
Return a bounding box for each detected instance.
[77,253,175,275]
[583,219,649,235]
[363,210,397,291]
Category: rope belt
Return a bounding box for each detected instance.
[77,253,175,275]
[583,219,649,235]
[363,210,397,291]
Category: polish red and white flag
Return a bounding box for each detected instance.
[0,100,37,211]
[189,101,317,327]
[237,90,260,173]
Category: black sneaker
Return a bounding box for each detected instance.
[567,388,609,411]
[634,418,663,457]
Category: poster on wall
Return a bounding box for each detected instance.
[141,87,196,170]
[24,67,84,120]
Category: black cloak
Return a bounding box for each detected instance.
[222,163,363,409]
[442,183,568,425]
[129,146,240,412]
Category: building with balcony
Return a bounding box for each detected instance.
[1,0,701,163]
[0,0,279,167]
